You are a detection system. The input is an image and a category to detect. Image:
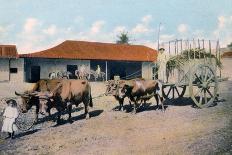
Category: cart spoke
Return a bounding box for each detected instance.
[172,87,175,98]
[195,73,203,83]
[175,87,180,96]
[206,88,213,98]
[207,75,214,83]
[167,87,172,97]
[199,92,203,105]
[204,90,207,105]
[204,69,209,81]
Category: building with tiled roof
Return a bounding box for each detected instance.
[0,45,24,82]
[19,40,157,82]
[20,40,157,62]
[0,41,158,82]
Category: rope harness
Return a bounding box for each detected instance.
[91,93,106,99]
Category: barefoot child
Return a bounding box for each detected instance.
[1,99,19,139]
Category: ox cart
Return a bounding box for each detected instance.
[159,39,223,108]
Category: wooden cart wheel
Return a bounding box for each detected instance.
[189,64,218,108]
[15,106,37,131]
[162,85,186,99]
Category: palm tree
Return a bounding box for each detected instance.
[116,32,130,44]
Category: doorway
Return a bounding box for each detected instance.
[31,66,40,82]
[67,65,77,79]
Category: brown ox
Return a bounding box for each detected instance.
[105,80,128,111]
[15,79,62,122]
[15,79,93,124]
[36,80,93,124]
[106,79,164,113]
[121,79,164,113]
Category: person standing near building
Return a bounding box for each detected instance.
[1,99,19,139]
[96,65,101,75]
[157,48,169,83]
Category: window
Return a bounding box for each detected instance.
[10,68,18,73]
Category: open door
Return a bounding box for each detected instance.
[67,65,77,79]
[31,66,40,82]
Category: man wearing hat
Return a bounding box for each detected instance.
[1,99,19,139]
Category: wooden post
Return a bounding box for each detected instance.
[216,40,218,60]
[174,40,177,55]
[209,40,212,59]
[218,42,221,78]
[9,58,11,81]
[180,39,183,53]
[193,39,195,60]
[176,39,178,55]
[202,39,205,49]
[105,61,108,81]
[189,43,192,60]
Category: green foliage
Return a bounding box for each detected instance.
[166,48,222,73]
[116,32,130,44]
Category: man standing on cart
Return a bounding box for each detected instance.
[157,47,169,83]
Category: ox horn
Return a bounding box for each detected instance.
[33,91,53,98]
[15,91,29,97]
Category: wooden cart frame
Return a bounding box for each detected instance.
[158,39,222,108]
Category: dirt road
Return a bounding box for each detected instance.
[0,80,232,155]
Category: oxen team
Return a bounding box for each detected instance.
[15,78,164,125]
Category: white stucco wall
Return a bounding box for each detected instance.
[142,62,156,80]
[25,58,90,81]
[0,58,24,82]
[0,59,9,81]
[10,58,24,82]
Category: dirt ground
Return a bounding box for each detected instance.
[0,60,232,155]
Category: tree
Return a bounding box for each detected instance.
[116,32,130,44]
[227,42,232,49]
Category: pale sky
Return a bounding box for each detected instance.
[0,0,232,53]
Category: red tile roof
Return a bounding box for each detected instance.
[0,45,18,58]
[20,40,157,62]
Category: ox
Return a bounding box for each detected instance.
[15,79,93,124]
[105,80,129,111]
[106,79,164,113]
[121,79,164,113]
[15,79,61,122]
[34,80,93,124]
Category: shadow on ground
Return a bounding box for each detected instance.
[112,102,168,113]
[52,109,104,127]
[15,129,40,139]
[112,96,225,113]
[36,106,84,124]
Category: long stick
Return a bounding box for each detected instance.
[209,40,212,60]
[181,39,183,54]
[218,41,221,78]
[157,23,161,51]
[193,39,195,60]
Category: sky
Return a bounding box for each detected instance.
[0,0,232,53]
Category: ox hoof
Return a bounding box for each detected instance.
[69,119,74,124]
[85,114,90,119]
[132,110,137,114]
